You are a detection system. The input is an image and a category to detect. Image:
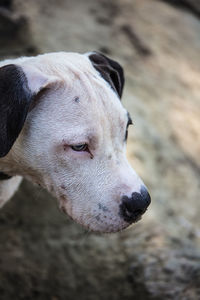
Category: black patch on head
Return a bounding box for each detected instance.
[74,96,80,103]
[0,64,33,157]
[88,52,124,99]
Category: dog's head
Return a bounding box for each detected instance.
[0,52,150,232]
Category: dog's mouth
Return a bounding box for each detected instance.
[57,192,146,233]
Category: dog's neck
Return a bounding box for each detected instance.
[0,153,23,207]
[0,151,20,178]
[0,149,44,187]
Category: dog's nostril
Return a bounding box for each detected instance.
[120,186,151,223]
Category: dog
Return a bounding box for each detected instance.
[0,51,151,232]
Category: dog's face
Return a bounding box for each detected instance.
[0,52,150,232]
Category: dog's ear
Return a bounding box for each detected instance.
[87,51,124,99]
[0,64,57,157]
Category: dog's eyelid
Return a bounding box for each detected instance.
[62,136,89,145]
[70,143,94,159]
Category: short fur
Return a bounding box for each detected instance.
[0,51,150,233]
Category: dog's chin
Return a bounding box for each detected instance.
[80,211,144,233]
[66,213,143,233]
[58,200,143,233]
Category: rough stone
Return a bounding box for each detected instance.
[0,0,200,299]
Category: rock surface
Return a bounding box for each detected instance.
[0,0,200,299]
[160,0,200,18]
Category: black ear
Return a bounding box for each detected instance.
[88,52,124,99]
[0,64,33,157]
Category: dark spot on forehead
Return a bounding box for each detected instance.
[74,96,80,103]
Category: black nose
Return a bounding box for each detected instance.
[120,186,151,223]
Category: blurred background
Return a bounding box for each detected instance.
[0,0,200,299]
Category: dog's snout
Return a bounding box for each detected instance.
[120,186,151,223]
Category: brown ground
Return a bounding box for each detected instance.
[0,0,200,299]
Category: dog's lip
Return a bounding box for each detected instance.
[58,194,145,233]
[59,205,135,233]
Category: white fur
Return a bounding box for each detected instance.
[0,52,145,232]
[0,176,22,208]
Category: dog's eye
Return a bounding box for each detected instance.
[71,144,88,152]
[125,112,133,142]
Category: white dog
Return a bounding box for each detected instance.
[0,51,150,232]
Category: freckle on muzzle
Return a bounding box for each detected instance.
[119,186,151,223]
